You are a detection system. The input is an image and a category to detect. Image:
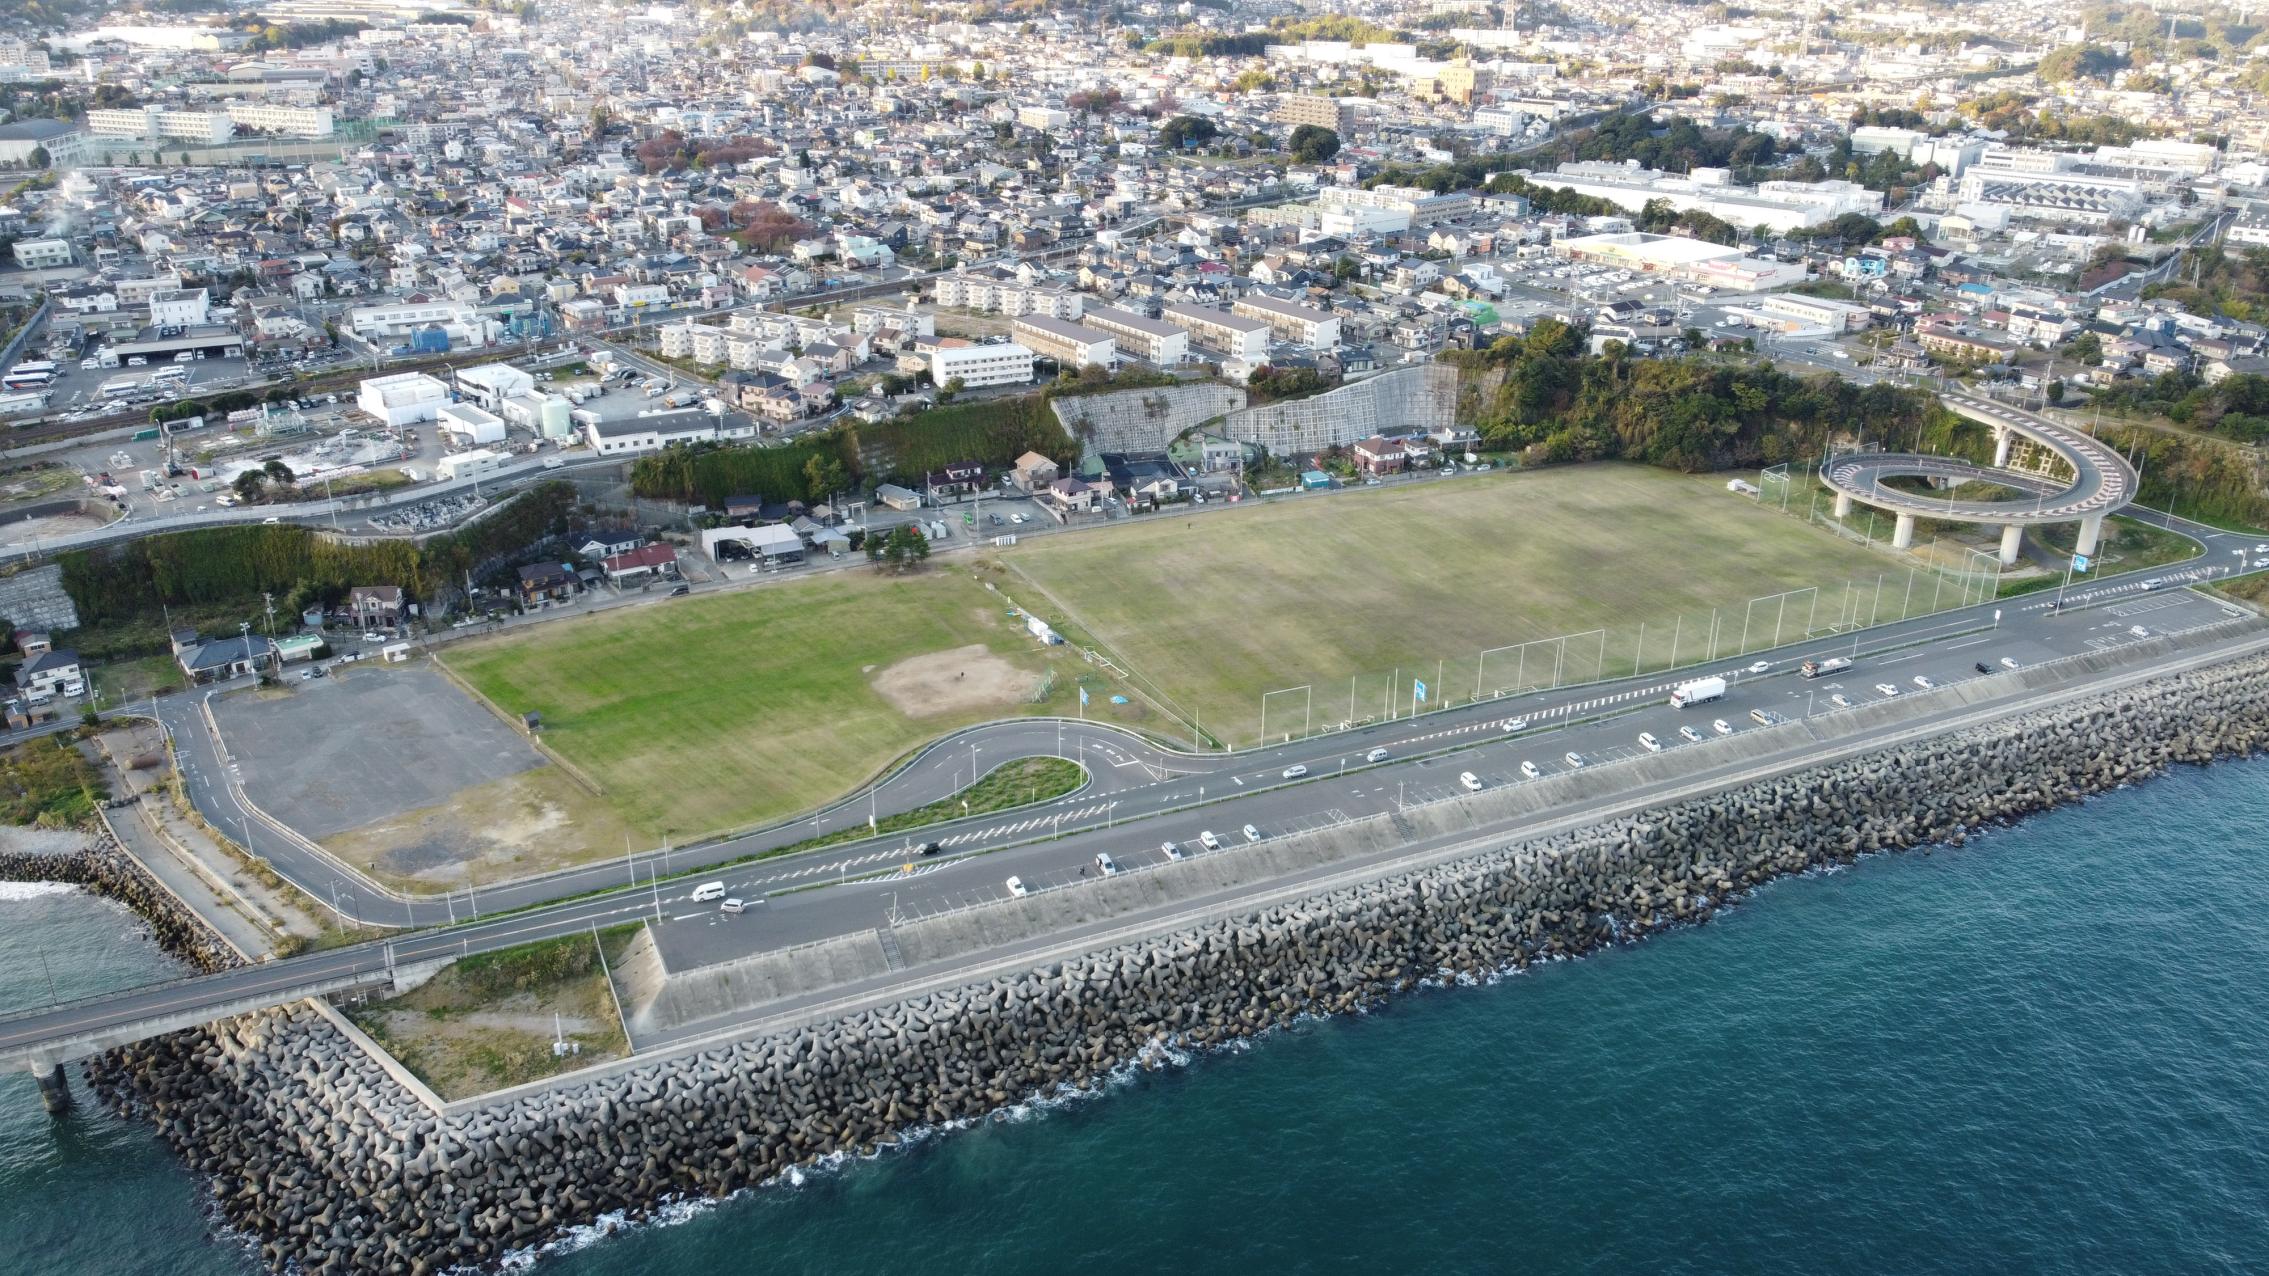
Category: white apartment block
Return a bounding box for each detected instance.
[115,273,182,307]
[1758,293,1873,333]
[1017,106,1071,131]
[349,298,478,339]
[1162,303,1272,359]
[1011,315,1117,369]
[659,322,730,365]
[148,287,210,329]
[929,341,1035,389]
[1232,296,1342,348]
[223,103,335,138]
[932,272,1083,319]
[852,306,935,339]
[1083,305,1190,365]
[86,106,235,145]
[11,238,71,270]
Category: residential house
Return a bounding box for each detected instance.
[600,543,680,584]
[924,461,985,501]
[1353,436,1409,476]
[13,649,82,697]
[516,562,577,603]
[1012,451,1060,492]
[176,634,279,684]
[347,585,405,628]
[1044,476,1096,513]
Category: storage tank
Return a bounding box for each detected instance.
[539,394,574,439]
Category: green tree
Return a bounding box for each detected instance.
[1288,124,1341,164]
[264,459,296,485]
[801,454,847,503]
[2063,332,2104,365]
[233,470,269,501]
[27,146,49,170]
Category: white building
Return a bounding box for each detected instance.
[147,287,209,329]
[929,341,1035,389]
[222,103,333,138]
[348,298,481,341]
[1083,305,1190,365]
[1010,315,1117,369]
[1162,303,1272,359]
[436,448,510,482]
[356,372,450,427]
[0,119,89,169]
[1017,106,1071,131]
[454,362,535,410]
[10,238,72,270]
[86,106,234,145]
[932,272,1083,319]
[1758,293,1873,332]
[582,409,746,456]
[1519,162,1883,233]
[436,402,507,447]
[1232,296,1342,348]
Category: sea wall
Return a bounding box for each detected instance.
[0,829,241,974]
[83,649,2269,1274]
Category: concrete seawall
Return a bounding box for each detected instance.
[0,831,243,977]
[81,649,2269,1274]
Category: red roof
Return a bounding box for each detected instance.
[601,543,677,573]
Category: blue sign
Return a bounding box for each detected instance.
[1414,679,1428,704]
[2073,554,2091,572]
[1079,686,1089,707]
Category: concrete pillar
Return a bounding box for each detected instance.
[34,1062,71,1115]
[1998,523,2024,566]
[1892,512,1916,549]
[1993,425,2013,469]
[2075,513,2104,560]
[1832,491,1853,519]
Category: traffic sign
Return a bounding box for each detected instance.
[2073,553,2090,572]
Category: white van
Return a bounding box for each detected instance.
[719,898,747,914]
[689,881,727,902]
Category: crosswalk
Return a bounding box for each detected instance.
[1382,679,1681,745]
[937,800,1118,848]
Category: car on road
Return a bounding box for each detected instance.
[1005,876,1029,898]
[1875,683,1899,697]
[261,516,280,525]
[298,670,315,681]
[1747,661,1771,674]
[1241,823,1262,842]
[1161,841,1182,861]
[1564,752,1587,769]
[1365,747,1389,763]
[1459,771,1484,791]
[1501,717,1528,733]
[2000,657,2020,669]
[1678,725,1704,744]
[1094,852,1118,877]
[718,897,749,914]
[2130,625,2152,638]
[670,584,690,597]
[689,881,727,903]
[1712,718,1734,735]
[1830,693,1853,708]
[361,632,385,643]
[1199,830,1221,851]
[1520,760,1541,779]
[1912,675,1934,690]
[2255,543,2269,554]
[1281,764,1308,779]
[1638,732,1662,752]
[1974,661,1991,674]
[917,842,941,857]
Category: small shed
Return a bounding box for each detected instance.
[1300,470,1332,491]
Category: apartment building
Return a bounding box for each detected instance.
[1162,303,1272,359]
[10,238,71,270]
[148,287,211,329]
[348,298,479,339]
[1011,315,1117,369]
[0,119,89,169]
[659,321,730,365]
[1083,305,1190,364]
[86,106,235,145]
[932,271,1083,319]
[1758,293,1872,332]
[1231,296,1342,348]
[1273,94,1350,132]
[223,103,335,138]
[929,341,1036,388]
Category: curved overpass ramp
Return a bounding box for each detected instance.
[1820,392,2137,564]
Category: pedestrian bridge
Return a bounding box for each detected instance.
[1820,393,2137,565]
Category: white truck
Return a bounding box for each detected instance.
[1670,676,1726,709]
[1799,657,1854,679]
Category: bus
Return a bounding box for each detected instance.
[7,360,57,380]
[100,377,146,400]
[2,369,54,391]
[149,365,189,385]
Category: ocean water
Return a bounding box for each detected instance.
[6,757,2269,1276]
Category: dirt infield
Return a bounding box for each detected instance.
[870,643,1039,718]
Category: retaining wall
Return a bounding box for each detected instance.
[83,648,2269,1274]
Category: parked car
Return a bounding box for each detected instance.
[1241,823,1261,842]
[1712,718,1734,735]
[1874,683,1900,697]
[1678,725,1703,743]
[1199,830,1221,851]
[1160,841,1182,861]
[1520,760,1541,779]
[361,632,385,643]
[1638,732,1662,752]
[1912,675,1934,689]
[1005,876,1029,898]
[1094,852,1118,877]
[1974,661,1991,674]
[2000,657,2020,669]
[1459,771,1484,791]
[1831,693,1852,708]
[1564,752,1586,769]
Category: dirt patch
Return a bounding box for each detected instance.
[0,510,110,544]
[869,643,1039,719]
[323,768,641,889]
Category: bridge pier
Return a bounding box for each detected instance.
[1993,425,2013,469]
[33,1062,71,1114]
[1892,512,1916,550]
[1832,491,1853,519]
[2076,513,2104,560]
[1998,524,2024,566]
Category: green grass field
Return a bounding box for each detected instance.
[1003,465,1904,745]
[448,571,1100,838]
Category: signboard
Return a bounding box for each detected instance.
[1413,679,1428,704]
[2072,554,2090,572]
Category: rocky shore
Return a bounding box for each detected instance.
[83,651,2269,1274]
[0,830,241,974]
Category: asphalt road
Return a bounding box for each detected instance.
[1823,392,2137,524]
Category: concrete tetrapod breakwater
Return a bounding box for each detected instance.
[79,649,2269,1274]
[0,832,243,977]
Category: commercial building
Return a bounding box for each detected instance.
[348,298,481,341]
[1519,162,1883,233]
[86,106,235,145]
[355,372,450,427]
[1083,305,1190,365]
[1758,293,1874,332]
[10,238,72,270]
[1010,315,1117,369]
[436,448,509,482]
[1316,183,1475,232]
[1231,296,1342,348]
[147,288,210,329]
[1162,303,1272,359]
[582,409,742,456]
[928,340,1036,389]
[435,402,507,447]
[454,362,535,410]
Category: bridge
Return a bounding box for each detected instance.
[1820,392,2137,565]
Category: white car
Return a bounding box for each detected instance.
[1747,661,1771,674]
[1564,752,1587,769]
[1875,683,1899,697]
[1912,675,1934,690]
[1520,760,1541,779]
[1281,764,1308,779]
[1241,823,1261,843]
[1638,731,1662,752]
[361,632,385,643]
[1009,513,1027,524]
[2254,543,2268,554]
[1005,876,1029,898]
[1161,841,1182,861]
[1094,852,1118,877]
[1678,725,1703,744]
[1459,771,1484,791]
[1501,717,1528,733]
[1200,830,1221,850]
[1712,718,1734,735]
[719,898,747,914]
[1365,747,1389,763]
[1831,693,1853,708]
[1999,657,2020,670]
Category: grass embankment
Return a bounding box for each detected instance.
[1003,465,1891,745]
[448,571,1109,839]
[2210,572,2269,612]
[348,924,642,1101]
[0,735,108,826]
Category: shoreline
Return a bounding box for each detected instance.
[58,646,2269,1273]
[0,833,244,978]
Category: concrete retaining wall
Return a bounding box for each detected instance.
[1214,364,1458,456]
[1050,383,1248,457]
[83,648,2269,1274]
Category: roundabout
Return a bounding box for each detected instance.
[1821,392,2137,564]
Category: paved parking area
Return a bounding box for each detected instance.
[215,662,545,839]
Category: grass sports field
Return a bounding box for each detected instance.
[1002,464,1903,746]
[448,571,1099,838]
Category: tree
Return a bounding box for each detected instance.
[1158,115,1220,151]
[263,459,296,485]
[2045,379,2065,405]
[802,454,847,504]
[2064,332,2104,366]
[939,375,965,403]
[234,470,269,501]
[27,146,49,171]
[1288,124,1341,164]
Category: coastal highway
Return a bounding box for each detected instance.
[3,577,2258,1070]
[157,504,2269,936]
